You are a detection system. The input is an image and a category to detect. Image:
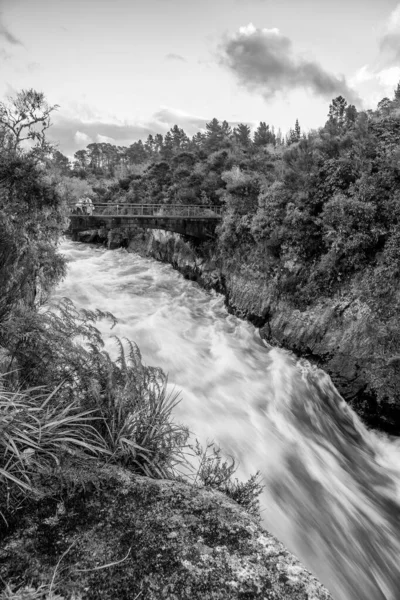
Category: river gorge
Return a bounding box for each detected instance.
[53,237,400,600]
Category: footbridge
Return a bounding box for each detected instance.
[67,203,224,240]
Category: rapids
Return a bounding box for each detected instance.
[54,238,400,600]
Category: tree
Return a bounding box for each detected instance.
[160,132,174,159]
[345,105,358,128]
[0,89,58,151]
[74,149,88,169]
[286,120,302,146]
[221,120,233,147]
[205,118,224,152]
[377,97,392,115]
[394,81,400,102]
[254,122,275,147]
[50,149,70,174]
[126,140,147,164]
[276,128,284,146]
[0,90,67,321]
[191,131,206,150]
[294,119,301,140]
[170,125,189,151]
[145,134,156,156]
[327,96,348,131]
[154,133,164,153]
[233,123,252,148]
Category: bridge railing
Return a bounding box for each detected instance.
[68,203,224,218]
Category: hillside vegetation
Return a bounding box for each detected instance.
[57,87,400,430]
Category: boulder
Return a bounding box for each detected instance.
[0,465,332,600]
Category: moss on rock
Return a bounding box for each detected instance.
[0,464,332,600]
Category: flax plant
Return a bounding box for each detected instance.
[90,338,190,478]
[0,379,109,523]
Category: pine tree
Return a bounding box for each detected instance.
[221,120,233,148]
[160,131,174,159]
[345,105,358,127]
[74,149,88,169]
[154,133,164,154]
[287,128,298,145]
[394,81,400,102]
[294,119,301,141]
[126,140,147,164]
[328,96,348,128]
[234,123,252,147]
[170,125,189,150]
[191,132,206,150]
[205,118,224,152]
[254,122,273,146]
[145,134,155,156]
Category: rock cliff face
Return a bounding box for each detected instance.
[126,229,400,435]
[0,464,332,600]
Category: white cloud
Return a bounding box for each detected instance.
[350,63,400,107]
[387,4,400,30]
[377,65,400,87]
[378,3,400,65]
[74,131,93,145]
[239,23,256,35]
[349,5,400,108]
[350,65,374,85]
[96,134,115,143]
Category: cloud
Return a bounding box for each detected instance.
[218,23,360,104]
[0,47,11,61]
[48,114,166,156]
[350,63,400,106]
[96,134,116,143]
[74,131,93,146]
[347,5,400,107]
[0,17,22,46]
[165,53,186,62]
[379,4,400,64]
[153,107,208,132]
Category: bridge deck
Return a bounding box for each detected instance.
[67,203,224,239]
[68,203,224,219]
[69,214,221,220]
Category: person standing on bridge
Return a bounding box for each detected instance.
[75,198,84,214]
[84,197,94,216]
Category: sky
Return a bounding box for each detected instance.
[1,0,400,156]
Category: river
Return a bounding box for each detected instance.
[54,238,400,600]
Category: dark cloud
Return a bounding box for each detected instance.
[165,53,186,62]
[219,24,360,105]
[0,18,22,46]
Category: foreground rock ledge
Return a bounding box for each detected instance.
[0,466,332,600]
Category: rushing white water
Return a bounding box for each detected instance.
[55,238,400,600]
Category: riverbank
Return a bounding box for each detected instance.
[0,463,332,600]
[73,226,400,436]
